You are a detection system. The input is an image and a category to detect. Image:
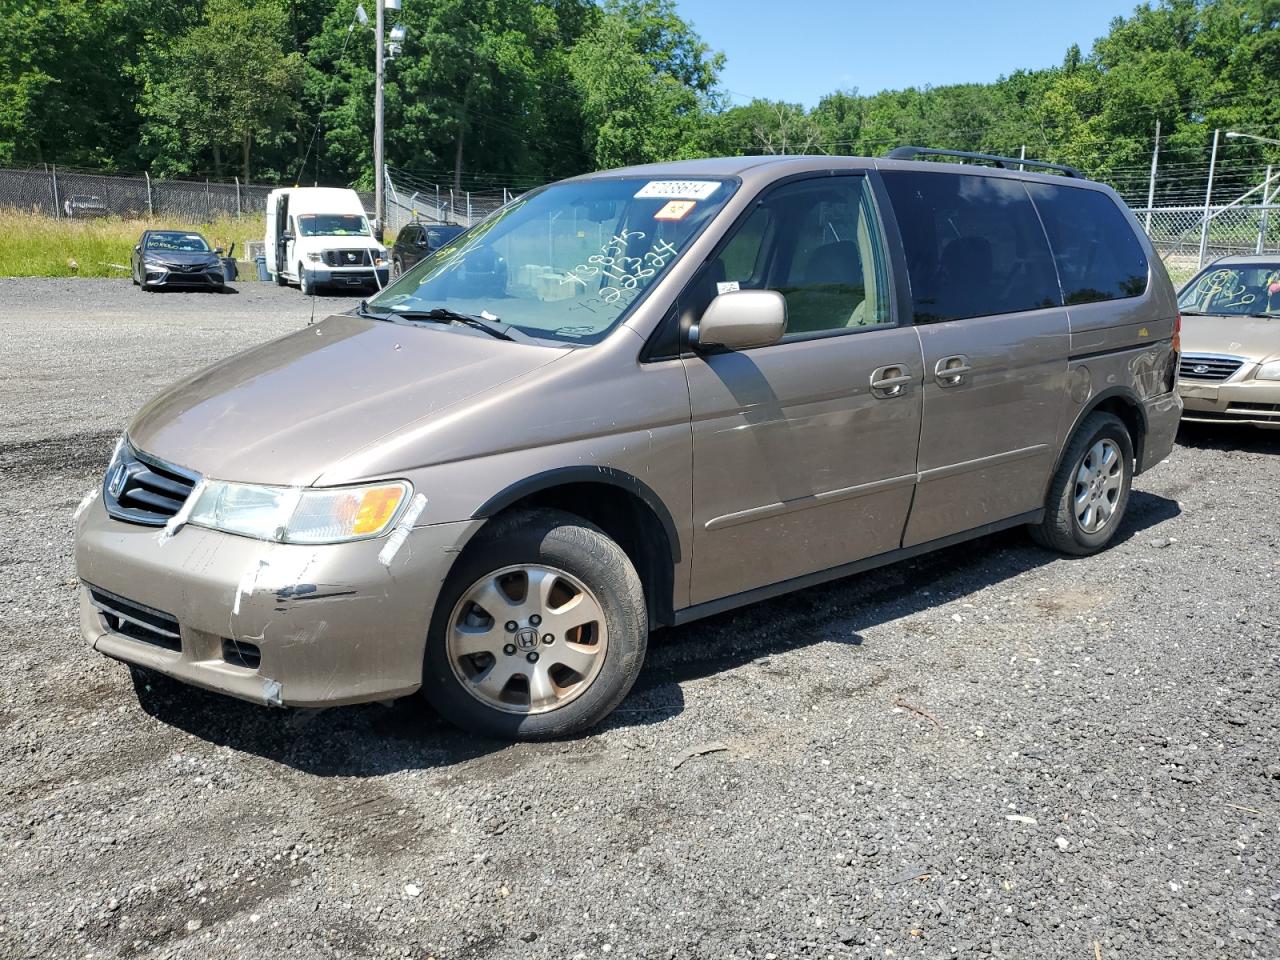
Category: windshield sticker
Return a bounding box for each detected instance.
[634,180,720,201]
[654,200,696,221]
[716,280,740,295]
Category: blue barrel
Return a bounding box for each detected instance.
[255,255,269,282]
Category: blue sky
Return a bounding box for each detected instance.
[676,0,1138,107]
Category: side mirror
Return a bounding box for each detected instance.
[281,231,294,241]
[692,290,787,351]
[133,244,141,252]
[415,237,428,247]
[214,247,224,255]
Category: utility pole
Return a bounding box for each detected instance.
[1198,128,1220,269]
[1145,119,1160,234]
[374,0,385,242]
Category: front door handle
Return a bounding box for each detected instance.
[870,364,913,398]
[934,355,973,386]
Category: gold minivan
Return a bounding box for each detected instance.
[75,149,1182,739]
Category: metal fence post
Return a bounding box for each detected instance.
[1198,128,1220,269]
[1259,167,1269,256]
[145,172,154,217]
[235,177,241,217]
[51,164,60,218]
[1145,119,1160,235]
[205,178,212,222]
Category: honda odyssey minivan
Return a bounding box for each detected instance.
[75,149,1182,739]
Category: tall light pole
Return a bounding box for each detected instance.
[374,0,385,241]
[1225,130,1280,148]
[370,0,405,242]
[1198,128,1220,269]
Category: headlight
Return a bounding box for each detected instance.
[374,255,387,266]
[143,260,166,270]
[1257,360,1280,381]
[188,480,410,543]
[306,252,323,262]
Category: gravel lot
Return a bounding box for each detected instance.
[2,278,1278,960]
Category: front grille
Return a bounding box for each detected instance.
[1179,354,1245,382]
[321,249,373,267]
[87,584,181,652]
[103,443,201,526]
[222,637,261,670]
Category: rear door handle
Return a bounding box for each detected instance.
[934,355,972,386]
[870,364,913,398]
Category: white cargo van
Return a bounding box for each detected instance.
[264,187,390,294]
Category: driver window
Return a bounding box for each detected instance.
[709,176,892,337]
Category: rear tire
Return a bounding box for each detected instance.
[421,508,647,740]
[1031,412,1134,555]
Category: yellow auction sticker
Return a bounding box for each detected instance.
[654,200,696,221]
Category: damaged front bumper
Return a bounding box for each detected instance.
[75,493,481,708]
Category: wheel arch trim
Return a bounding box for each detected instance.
[1051,386,1148,484]
[473,467,681,563]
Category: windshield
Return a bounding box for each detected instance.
[1179,263,1280,316]
[297,214,371,238]
[145,232,210,253]
[367,176,737,344]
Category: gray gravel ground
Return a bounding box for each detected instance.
[1,278,1278,960]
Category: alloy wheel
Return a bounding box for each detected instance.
[1073,438,1124,534]
[446,564,609,715]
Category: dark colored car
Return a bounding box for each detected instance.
[131,230,227,291]
[391,222,465,276]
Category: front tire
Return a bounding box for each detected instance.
[391,256,403,279]
[299,263,315,296]
[421,508,647,740]
[1031,412,1133,555]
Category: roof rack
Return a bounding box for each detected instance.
[884,146,1084,179]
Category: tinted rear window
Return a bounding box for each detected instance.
[881,171,1061,323]
[1026,184,1148,304]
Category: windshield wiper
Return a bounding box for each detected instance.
[390,307,520,342]
[356,300,403,323]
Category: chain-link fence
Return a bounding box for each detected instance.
[0,165,297,221]
[1,163,518,238]
[11,162,1280,290]
[1134,204,1280,285]
[385,167,514,236]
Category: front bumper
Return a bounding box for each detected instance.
[306,266,389,289]
[75,494,481,708]
[144,266,225,288]
[1179,377,1280,429]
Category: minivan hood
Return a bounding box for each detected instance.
[1182,314,1280,362]
[128,313,568,486]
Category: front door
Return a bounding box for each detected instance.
[878,170,1071,546]
[682,173,924,605]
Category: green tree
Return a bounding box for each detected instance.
[567,0,723,168]
[136,0,303,182]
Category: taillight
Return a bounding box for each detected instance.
[1173,312,1182,355]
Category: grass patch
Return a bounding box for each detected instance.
[0,211,263,278]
